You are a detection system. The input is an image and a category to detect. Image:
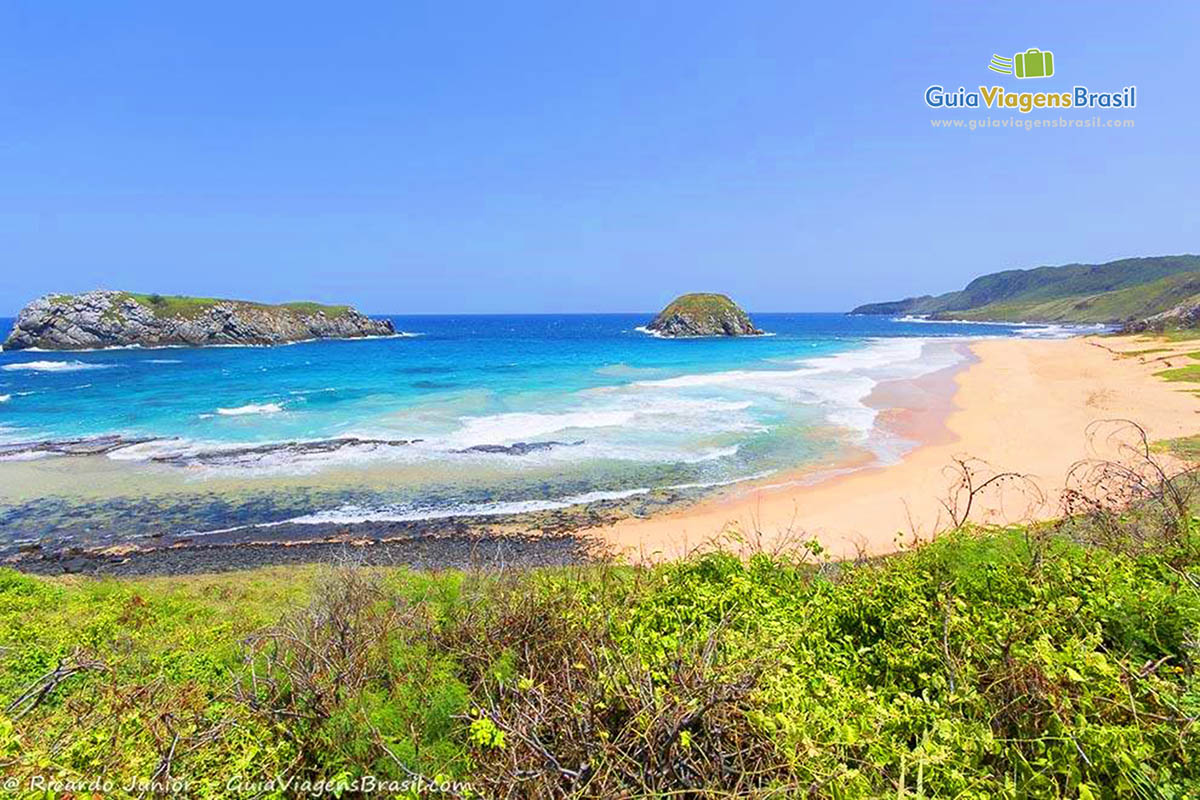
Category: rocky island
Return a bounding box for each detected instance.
[2,290,395,350]
[645,293,764,337]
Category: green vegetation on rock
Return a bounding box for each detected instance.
[117,293,353,320]
[647,292,763,337]
[4,290,389,350]
[852,254,1200,325]
[43,292,353,321]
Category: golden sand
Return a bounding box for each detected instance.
[585,335,1200,562]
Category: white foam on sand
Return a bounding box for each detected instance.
[630,337,965,438]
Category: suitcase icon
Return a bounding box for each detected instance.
[1014,48,1054,79]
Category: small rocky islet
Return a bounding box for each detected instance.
[645,292,764,337]
[2,290,394,350]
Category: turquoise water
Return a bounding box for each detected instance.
[0,313,1091,535]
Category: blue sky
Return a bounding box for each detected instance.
[1,1,1197,314]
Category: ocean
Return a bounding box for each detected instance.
[0,313,1098,545]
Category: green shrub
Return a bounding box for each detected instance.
[1,527,1197,798]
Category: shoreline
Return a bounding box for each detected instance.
[582,334,1200,562]
[5,333,1197,575]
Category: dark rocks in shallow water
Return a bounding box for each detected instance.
[3,290,395,350]
[0,474,710,575]
[149,437,421,467]
[646,293,764,337]
[0,434,164,459]
[13,534,595,577]
[455,440,585,456]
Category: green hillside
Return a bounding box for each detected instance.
[852,254,1200,324]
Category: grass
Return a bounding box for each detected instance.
[1156,330,1200,342]
[2,519,1198,798]
[1156,364,1200,383]
[1154,434,1200,460]
[1118,346,1173,358]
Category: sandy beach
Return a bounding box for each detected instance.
[587,335,1200,562]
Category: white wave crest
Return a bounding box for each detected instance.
[631,337,965,435]
[447,397,754,447]
[215,403,283,416]
[894,315,1112,338]
[190,470,776,533]
[1,360,114,373]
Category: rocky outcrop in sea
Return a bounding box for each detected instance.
[2,290,395,350]
[645,293,764,337]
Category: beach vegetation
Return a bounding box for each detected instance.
[1155,364,1200,382]
[1154,434,1200,461]
[1154,329,1200,342]
[1,424,1197,797]
[3,518,1199,795]
[1116,346,1172,358]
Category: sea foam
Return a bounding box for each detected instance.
[215,403,283,416]
[2,360,114,373]
[191,470,777,533]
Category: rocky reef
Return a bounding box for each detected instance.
[645,293,763,337]
[3,291,395,350]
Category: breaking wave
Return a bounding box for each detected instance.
[2,360,115,373]
[214,403,284,416]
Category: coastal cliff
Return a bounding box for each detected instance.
[2,291,395,350]
[646,293,763,337]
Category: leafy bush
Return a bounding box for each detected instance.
[0,528,1197,797]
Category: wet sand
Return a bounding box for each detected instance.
[584,335,1200,562]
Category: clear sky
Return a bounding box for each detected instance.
[2,1,1197,314]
